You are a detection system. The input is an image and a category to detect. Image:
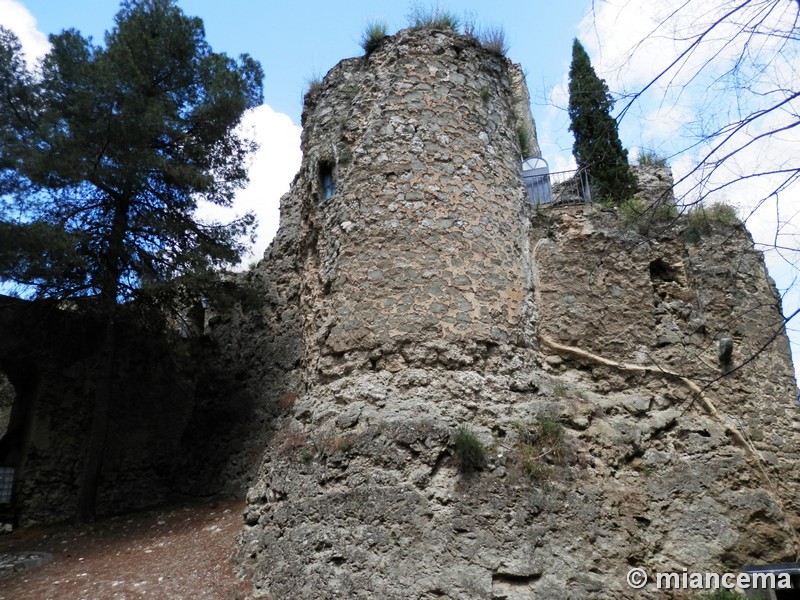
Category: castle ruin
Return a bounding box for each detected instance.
[227,27,800,599]
[0,23,795,599]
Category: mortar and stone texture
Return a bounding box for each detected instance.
[217,27,800,599]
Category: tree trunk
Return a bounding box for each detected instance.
[75,309,115,523]
[75,194,127,523]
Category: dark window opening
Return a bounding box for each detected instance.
[649,258,679,283]
[320,161,335,200]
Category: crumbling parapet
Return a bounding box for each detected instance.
[510,63,541,159]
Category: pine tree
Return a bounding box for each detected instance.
[568,38,636,204]
[0,0,263,520]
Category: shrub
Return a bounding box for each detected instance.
[652,201,679,221]
[408,4,460,31]
[686,202,739,230]
[453,424,486,472]
[618,197,646,221]
[479,26,508,56]
[637,148,669,168]
[619,197,678,227]
[361,20,388,56]
[682,225,702,244]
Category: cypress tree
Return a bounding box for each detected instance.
[568,38,637,204]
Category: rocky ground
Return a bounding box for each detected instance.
[0,496,247,600]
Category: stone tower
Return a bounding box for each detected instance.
[235,27,799,599]
[295,28,538,379]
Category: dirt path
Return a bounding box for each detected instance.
[0,496,249,600]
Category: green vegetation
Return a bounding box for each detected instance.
[687,202,739,229]
[461,12,478,38]
[682,202,739,243]
[619,197,679,226]
[304,74,323,99]
[361,20,388,56]
[453,424,486,472]
[568,38,637,204]
[682,225,703,245]
[311,432,356,459]
[408,4,460,31]
[478,26,508,56]
[517,125,534,158]
[637,148,669,168]
[514,413,565,480]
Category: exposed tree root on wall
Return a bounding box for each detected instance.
[532,237,800,556]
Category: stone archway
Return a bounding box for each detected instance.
[0,360,39,469]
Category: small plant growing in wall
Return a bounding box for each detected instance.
[618,197,678,230]
[407,4,461,31]
[452,424,486,472]
[516,125,533,158]
[513,413,565,480]
[479,26,508,56]
[361,20,388,56]
[637,148,669,168]
[304,74,323,100]
[316,433,355,457]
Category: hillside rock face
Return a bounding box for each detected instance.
[231,28,799,599]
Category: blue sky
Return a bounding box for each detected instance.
[3,0,589,151]
[2,0,799,383]
[3,0,592,248]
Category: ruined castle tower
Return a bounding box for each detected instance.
[235,28,799,599]
[294,28,539,377]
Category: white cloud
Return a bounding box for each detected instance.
[233,105,302,263]
[197,104,302,267]
[0,0,50,64]
[0,0,302,271]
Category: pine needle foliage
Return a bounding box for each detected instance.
[0,0,263,303]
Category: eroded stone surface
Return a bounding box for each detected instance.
[227,28,799,599]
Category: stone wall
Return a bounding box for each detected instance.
[234,27,799,600]
[0,297,268,525]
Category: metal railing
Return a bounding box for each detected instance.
[522,161,592,206]
[523,167,592,206]
[550,169,591,204]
